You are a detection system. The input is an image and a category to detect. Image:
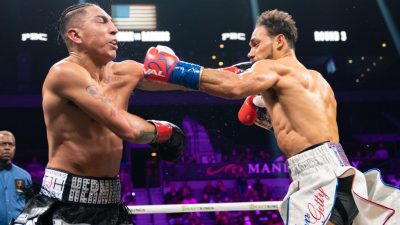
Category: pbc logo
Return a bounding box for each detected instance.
[222,32,246,41]
[21,33,48,42]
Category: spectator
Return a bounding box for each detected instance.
[235,169,248,196]
[252,179,265,198]
[164,183,179,204]
[244,185,259,202]
[202,181,217,199]
[177,181,193,201]
[216,211,231,225]
[215,180,228,200]
[259,184,270,201]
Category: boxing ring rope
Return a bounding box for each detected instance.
[128,201,281,214]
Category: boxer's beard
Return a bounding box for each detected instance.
[266,44,274,60]
[267,51,274,60]
[262,43,274,60]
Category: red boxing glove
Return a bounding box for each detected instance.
[143,46,179,82]
[238,96,257,126]
[148,120,186,162]
[143,45,203,90]
[220,61,253,74]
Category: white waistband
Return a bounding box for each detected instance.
[287,142,350,180]
[40,168,121,204]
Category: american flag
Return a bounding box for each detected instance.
[111,4,157,31]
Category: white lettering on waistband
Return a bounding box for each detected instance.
[87,179,99,204]
[79,178,91,203]
[99,180,110,204]
[41,169,120,204]
[68,177,83,202]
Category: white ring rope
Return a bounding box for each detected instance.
[128,201,281,214]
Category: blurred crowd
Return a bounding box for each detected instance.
[163,179,283,225]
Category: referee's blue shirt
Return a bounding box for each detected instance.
[0,164,32,225]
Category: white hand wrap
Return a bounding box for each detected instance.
[253,95,272,130]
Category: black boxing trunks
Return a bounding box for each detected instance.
[12,168,132,225]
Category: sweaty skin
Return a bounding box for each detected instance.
[43,5,183,177]
[199,26,339,158]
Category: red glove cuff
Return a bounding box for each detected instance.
[220,66,240,74]
[149,120,173,143]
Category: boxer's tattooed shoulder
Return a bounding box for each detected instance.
[86,85,112,105]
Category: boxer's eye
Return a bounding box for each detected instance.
[95,15,109,24]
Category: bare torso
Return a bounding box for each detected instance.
[260,58,339,157]
[42,59,141,177]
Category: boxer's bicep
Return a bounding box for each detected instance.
[237,69,279,95]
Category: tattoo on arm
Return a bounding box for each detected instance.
[86,85,156,143]
[136,130,157,143]
[86,85,113,105]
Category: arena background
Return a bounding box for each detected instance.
[0,0,399,224]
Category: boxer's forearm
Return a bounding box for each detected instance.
[137,79,191,91]
[115,109,157,144]
[200,68,265,99]
[199,69,244,99]
[200,64,279,99]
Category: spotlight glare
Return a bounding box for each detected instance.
[381,42,387,48]
[211,55,217,60]
[219,44,225,49]
[218,61,224,66]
